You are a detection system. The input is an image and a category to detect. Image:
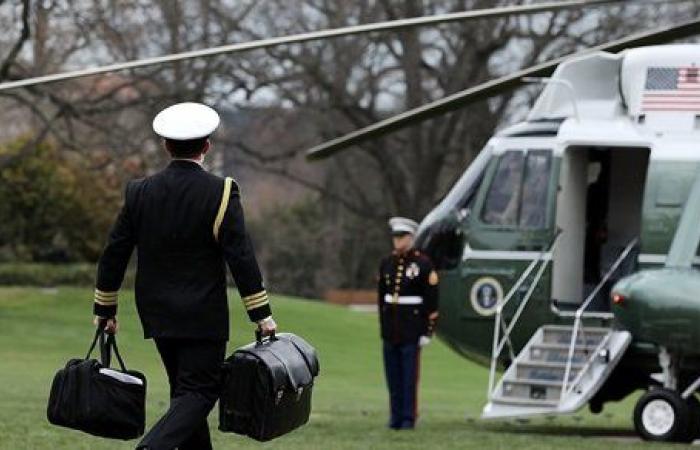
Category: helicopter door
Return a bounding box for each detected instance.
[460,144,556,335]
[553,146,649,308]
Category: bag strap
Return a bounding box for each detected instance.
[99,329,109,367]
[105,334,128,372]
[84,325,128,372]
[213,177,233,242]
[85,325,102,360]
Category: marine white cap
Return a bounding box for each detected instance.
[388,217,419,235]
[152,102,220,140]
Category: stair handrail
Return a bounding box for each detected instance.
[487,230,562,397]
[560,330,613,407]
[559,238,638,400]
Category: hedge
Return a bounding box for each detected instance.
[0,263,135,288]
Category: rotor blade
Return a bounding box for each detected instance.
[305,17,700,161]
[0,0,650,92]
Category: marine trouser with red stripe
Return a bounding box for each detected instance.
[382,340,420,429]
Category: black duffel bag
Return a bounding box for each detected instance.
[47,326,147,440]
[219,331,319,441]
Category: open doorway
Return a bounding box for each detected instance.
[553,146,649,308]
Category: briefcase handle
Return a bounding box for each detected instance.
[85,325,128,372]
[255,329,277,346]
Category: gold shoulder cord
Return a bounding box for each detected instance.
[213,177,233,242]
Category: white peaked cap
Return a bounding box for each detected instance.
[388,217,419,235]
[152,102,220,140]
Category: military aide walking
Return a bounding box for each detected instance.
[378,217,439,430]
[92,102,277,450]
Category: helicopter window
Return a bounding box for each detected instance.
[415,147,492,270]
[481,151,525,226]
[481,150,552,228]
[655,178,684,207]
[520,151,552,228]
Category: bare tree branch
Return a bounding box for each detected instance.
[0,0,30,80]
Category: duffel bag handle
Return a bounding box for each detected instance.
[99,327,111,368]
[85,325,128,372]
[255,329,277,346]
[104,334,128,373]
[85,325,103,360]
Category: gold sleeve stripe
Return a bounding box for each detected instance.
[94,289,118,305]
[213,177,233,242]
[245,298,269,311]
[95,289,118,298]
[245,295,268,306]
[244,296,269,309]
[243,290,268,302]
[94,298,117,306]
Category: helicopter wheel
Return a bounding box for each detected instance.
[633,388,696,443]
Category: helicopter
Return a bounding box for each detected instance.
[303,9,700,447]
[2,0,700,444]
[306,25,700,446]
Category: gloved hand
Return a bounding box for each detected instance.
[257,316,277,336]
[419,335,431,347]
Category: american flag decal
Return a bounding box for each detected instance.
[642,66,700,112]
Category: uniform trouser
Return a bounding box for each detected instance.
[136,338,226,450]
[382,340,421,428]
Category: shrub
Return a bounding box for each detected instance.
[0,263,135,288]
[0,138,120,263]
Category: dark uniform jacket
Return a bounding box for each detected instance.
[378,249,439,344]
[93,160,271,340]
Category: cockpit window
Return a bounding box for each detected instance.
[481,150,552,228]
[520,150,552,228]
[482,151,524,226]
[415,145,492,270]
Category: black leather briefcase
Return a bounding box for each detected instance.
[47,326,147,440]
[219,331,319,441]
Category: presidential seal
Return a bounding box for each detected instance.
[469,277,503,316]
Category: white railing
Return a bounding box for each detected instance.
[487,231,561,397]
[559,238,638,401]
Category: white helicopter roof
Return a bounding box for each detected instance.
[527,51,624,122]
[621,45,700,119]
[528,44,700,130]
[496,44,700,161]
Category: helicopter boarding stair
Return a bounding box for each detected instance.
[482,237,635,419]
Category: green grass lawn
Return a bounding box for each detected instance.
[0,287,682,449]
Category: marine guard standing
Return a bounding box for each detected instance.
[378,217,439,430]
[92,102,277,450]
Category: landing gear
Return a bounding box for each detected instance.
[633,388,697,442]
[633,347,700,442]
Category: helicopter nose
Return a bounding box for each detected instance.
[611,268,700,353]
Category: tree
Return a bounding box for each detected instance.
[0,136,119,262]
[213,0,700,293]
[0,1,698,294]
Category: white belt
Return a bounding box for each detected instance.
[384,294,423,305]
